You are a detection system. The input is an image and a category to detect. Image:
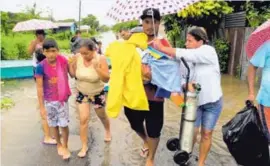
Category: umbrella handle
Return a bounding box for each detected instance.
[151,8,157,38]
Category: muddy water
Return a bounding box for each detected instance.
[1,75,254,166]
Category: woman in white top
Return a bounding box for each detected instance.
[153,27,223,166]
[69,39,111,158]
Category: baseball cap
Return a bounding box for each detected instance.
[140,8,161,21]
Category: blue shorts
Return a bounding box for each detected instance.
[195,97,223,130]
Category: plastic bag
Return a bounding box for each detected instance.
[222,101,270,166]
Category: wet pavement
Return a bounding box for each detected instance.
[1,75,253,166]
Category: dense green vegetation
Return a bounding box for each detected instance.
[1,3,110,60]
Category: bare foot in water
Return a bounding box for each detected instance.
[43,137,57,145]
[145,159,154,166]
[77,147,88,158]
[62,148,71,160]
[57,145,64,156]
[104,131,112,142]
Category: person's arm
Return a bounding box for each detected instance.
[68,55,78,78]
[36,77,45,109]
[154,40,216,64]
[36,77,47,118]
[247,63,257,102]
[28,40,37,55]
[35,64,46,118]
[175,47,216,64]
[93,56,110,83]
[247,42,268,102]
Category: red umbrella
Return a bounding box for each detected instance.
[245,19,270,59]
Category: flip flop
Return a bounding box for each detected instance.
[42,142,57,145]
[42,137,57,145]
[140,147,149,158]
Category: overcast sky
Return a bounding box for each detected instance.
[0,0,117,25]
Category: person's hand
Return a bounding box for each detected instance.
[182,82,196,92]
[247,94,256,103]
[152,39,164,51]
[142,64,151,81]
[40,107,47,120]
[92,58,101,71]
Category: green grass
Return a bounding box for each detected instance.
[1,33,70,60]
[1,31,99,60]
[1,33,34,60]
[0,97,15,111]
[2,80,19,86]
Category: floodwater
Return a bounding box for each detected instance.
[0,32,253,166]
[1,75,253,166]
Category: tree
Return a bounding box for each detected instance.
[227,1,270,27]
[1,12,10,35]
[163,0,233,45]
[24,3,42,19]
[112,20,139,33]
[98,25,111,32]
[82,14,100,30]
[245,1,270,27]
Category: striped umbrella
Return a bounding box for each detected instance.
[12,19,58,32]
[245,19,270,59]
[107,0,200,23]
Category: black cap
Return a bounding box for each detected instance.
[140,8,161,21]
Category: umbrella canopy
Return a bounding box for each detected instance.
[245,19,270,59]
[12,19,58,32]
[107,0,200,22]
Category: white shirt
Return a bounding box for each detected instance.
[176,45,223,106]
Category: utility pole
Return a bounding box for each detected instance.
[51,9,53,21]
[78,0,81,30]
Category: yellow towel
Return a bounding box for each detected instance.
[105,33,149,118]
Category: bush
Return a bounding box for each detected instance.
[213,39,230,73]
[1,47,7,60]
[0,97,15,111]
[49,31,71,40]
[112,20,139,33]
[57,39,70,50]
[1,32,72,60]
[175,39,185,48]
[16,42,30,59]
[1,33,33,60]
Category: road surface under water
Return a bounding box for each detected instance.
[1,75,253,166]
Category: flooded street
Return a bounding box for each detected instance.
[1,75,251,166]
[1,31,251,166]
